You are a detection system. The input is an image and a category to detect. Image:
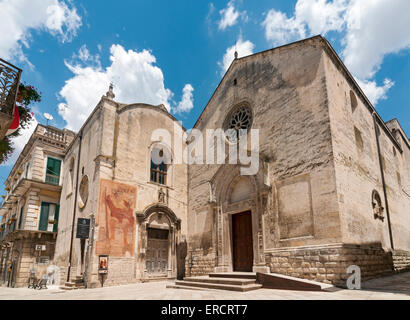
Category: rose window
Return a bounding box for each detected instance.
[224,105,253,142]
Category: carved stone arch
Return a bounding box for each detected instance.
[211,164,259,205]
[141,203,181,229]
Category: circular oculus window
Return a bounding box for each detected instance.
[224,105,253,143]
[78,175,89,209]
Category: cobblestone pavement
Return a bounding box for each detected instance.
[1,272,409,300]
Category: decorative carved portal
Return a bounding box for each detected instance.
[137,204,181,280]
[211,164,271,274]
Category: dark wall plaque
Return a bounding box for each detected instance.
[76,218,90,239]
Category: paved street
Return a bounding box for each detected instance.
[0,272,409,300]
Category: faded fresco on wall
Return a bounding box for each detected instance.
[96,179,137,257]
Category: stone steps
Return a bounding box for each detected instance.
[61,276,85,290]
[171,280,262,292]
[209,272,257,279]
[167,273,262,292]
[184,276,256,286]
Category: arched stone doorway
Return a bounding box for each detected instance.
[137,204,181,280]
[210,165,270,274]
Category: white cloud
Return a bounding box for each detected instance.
[262,0,346,47]
[71,44,101,67]
[261,0,410,105]
[295,0,347,35]
[58,44,193,131]
[174,84,194,114]
[0,0,82,64]
[262,10,306,47]
[2,117,38,166]
[356,78,394,106]
[218,0,247,30]
[219,37,254,73]
[342,0,410,79]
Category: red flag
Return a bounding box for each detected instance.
[6,105,20,136]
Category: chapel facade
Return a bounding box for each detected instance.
[1,35,410,288]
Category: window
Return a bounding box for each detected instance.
[372,190,384,221]
[0,223,4,239]
[397,171,401,188]
[223,104,253,143]
[25,162,30,178]
[45,157,61,185]
[18,205,24,230]
[354,127,364,152]
[150,148,168,185]
[39,202,60,232]
[38,256,50,265]
[78,175,89,209]
[350,90,358,113]
[10,214,16,232]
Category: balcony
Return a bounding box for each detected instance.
[0,58,22,139]
[45,173,60,185]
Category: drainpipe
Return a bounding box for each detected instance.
[373,113,394,250]
[67,131,83,282]
[83,213,95,288]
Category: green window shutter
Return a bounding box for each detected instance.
[39,203,50,231]
[46,158,62,185]
[53,204,60,233]
[47,158,61,176]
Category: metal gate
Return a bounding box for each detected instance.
[146,228,169,276]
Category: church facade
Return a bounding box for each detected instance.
[2,36,410,288]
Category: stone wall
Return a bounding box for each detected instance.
[185,249,216,277]
[324,43,410,251]
[393,250,410,272]
[265,243,394,286]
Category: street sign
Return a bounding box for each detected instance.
[76,218,90,239]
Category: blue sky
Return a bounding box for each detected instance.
[1,0,410,188]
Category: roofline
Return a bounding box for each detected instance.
[320,37,407,152]
[65,98,187,153]
[192,35,405,152]
[118,103,187,132]
[192,35,323,130]
[385,118,410,147]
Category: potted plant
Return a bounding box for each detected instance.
[11,217,17,222]
[48,219,57,225]
[17,170,22,175]
[17,84,42,106]
[5,187,10,191]
[1,195,5,199]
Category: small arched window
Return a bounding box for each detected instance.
[372,190,384,221]
[150,147,170,185]
[67,157,75,195]
[350,90,358,113]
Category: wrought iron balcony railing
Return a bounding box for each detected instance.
[0,58,22,116]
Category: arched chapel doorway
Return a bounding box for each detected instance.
[137,204,181,280]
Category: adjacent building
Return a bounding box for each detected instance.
[0,124,74,287]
